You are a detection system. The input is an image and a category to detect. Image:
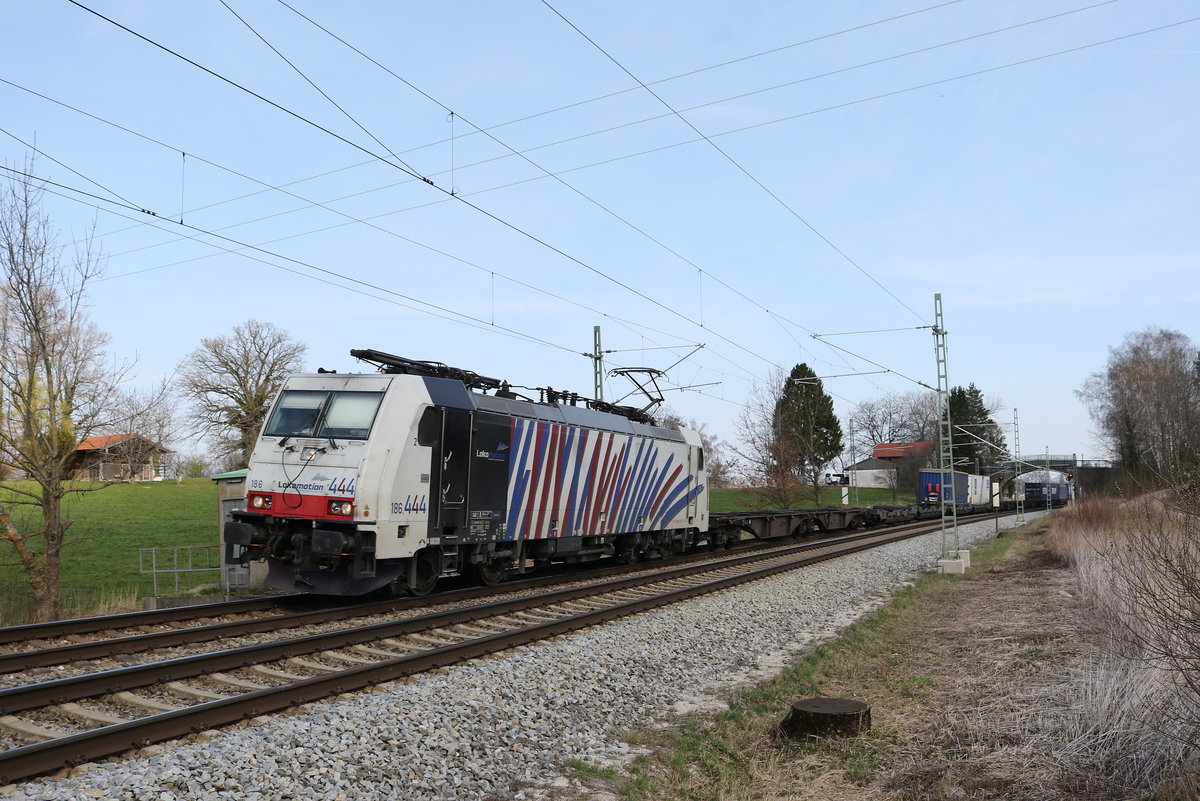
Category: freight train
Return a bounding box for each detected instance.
[224,350,1066,597]
[225,350,707,596]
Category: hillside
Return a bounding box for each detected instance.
[0,479,219,623]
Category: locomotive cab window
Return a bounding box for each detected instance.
[264,390,384,440]
[264,390,325,437]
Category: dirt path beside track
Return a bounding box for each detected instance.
[586,529,1157,801]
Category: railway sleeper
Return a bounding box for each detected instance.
[57,702,128,727]
[350,644,407,659]
[166,682,228,702]
[286,657,340,673]
[249,664,306,681]
[321,651,377,666]
[113,691,181,713]
[0,714,67,742]
[207,672,271,691]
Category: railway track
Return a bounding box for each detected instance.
[0,519,970,785]
[0,539,808,681]
[0,513,969,684]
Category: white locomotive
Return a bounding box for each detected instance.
[225,350,709,595]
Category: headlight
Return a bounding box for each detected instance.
[250,493,272,509]
[328,500,354,516]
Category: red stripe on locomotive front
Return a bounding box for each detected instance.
[259,492,341,519]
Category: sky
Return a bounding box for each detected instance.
[2,0,1197,468]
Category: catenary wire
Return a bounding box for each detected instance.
[35,4,1179,397]
[0,163,584,358]
[269,0,815,357]
[21,0,1128,322]
[65,0,790,376]
[216,0,423,179]
[0,78,768,387]
[2,158,763,391]
[541,0,927,325]
[350,0,976,154]
[279,0,1127,345]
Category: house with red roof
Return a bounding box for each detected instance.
[871,441,934,462]
[71,434,173,481]
[846,442,936,492]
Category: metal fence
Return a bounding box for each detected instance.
[138,544,222,597]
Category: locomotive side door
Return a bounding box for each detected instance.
[467,412,512,540]
[437,407,471,532]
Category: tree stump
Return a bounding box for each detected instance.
[779,697,871,739]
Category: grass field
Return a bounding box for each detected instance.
[0,479,220,624]
[0,481,918,624]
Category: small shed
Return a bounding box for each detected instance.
[212,469,266,591]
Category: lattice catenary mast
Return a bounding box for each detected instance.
[1013,409,1026,524]
[933,294,960,561]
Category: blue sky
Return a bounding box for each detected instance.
[3,0,1197,466]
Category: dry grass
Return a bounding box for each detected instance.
[1042,497,1200,797]
[577,514,1200,801]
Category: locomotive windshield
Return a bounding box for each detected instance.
[264,390,384,440]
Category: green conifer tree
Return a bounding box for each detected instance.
[773,364,844,505]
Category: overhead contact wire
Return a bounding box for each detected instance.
[545,0,928,324]
[0,80,748,379]
[0,164,578,357]
[67,0,783,375]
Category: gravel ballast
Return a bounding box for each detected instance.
[5,514,1039,801]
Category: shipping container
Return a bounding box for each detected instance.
[967,474,992,505]
[918,469,969,505]
[1024,482,1070,502]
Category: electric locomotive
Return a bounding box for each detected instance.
[225,350,708,596]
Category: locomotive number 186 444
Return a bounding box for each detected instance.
[391,495,428,515]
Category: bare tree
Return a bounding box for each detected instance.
[171,453,212,480]
[735,365,843,508]
[848,391,942,502]
[850,391,940,458]
[1078,327,1200,484]
[735,369,802,508]
[657,408,739,489]
[849,394,913,457]
[177,320,306,468]
[0,163,130,621]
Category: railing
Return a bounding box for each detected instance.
[139,545,222,597]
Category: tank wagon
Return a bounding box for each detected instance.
[225,350,707,596]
